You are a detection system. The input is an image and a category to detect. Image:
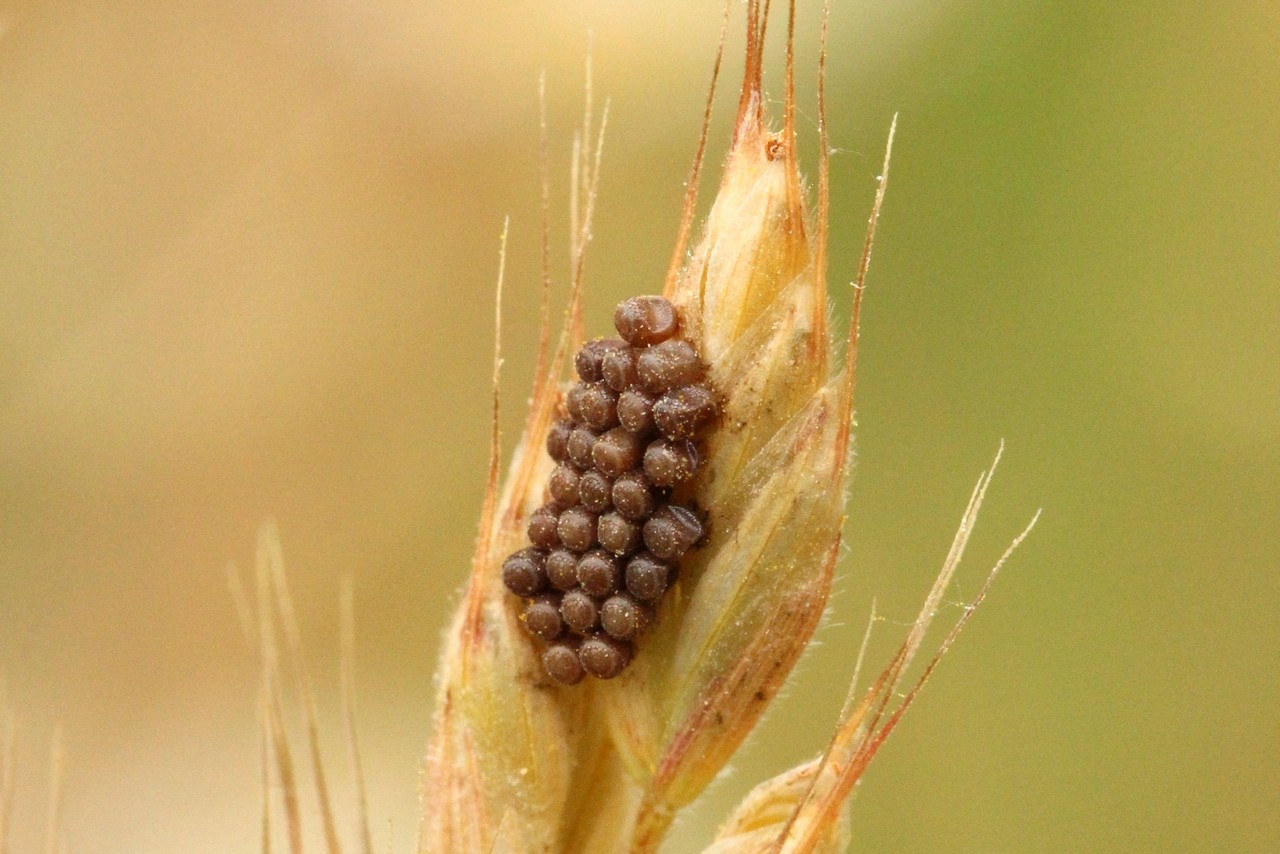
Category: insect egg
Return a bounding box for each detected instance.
[560,590,601,635]
[503,294,716,683]
[579,634,632,679]
[542,641,585,685]
[614,296,680,346]
[523,594,565,641]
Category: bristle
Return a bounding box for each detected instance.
[339,577,374,854]
[663,0,733,298]
[839,115,898,453]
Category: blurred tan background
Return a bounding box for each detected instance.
[1,1,1276,851]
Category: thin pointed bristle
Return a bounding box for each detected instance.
[491,218,508,470]
[568,130,582,255]
[569,98,609,352]
[778,457,1037,853]
[771,598,879,851]
[846,507,1041,789]
[340,576,375,854]
[259,696,273,854]
[226,563,258,652]
[269,691,303,854]
[815,0,831,293]
[262,527,341,854]
[464,221,510,643]
[840,116,897,451]
[735,0,767,135]
[783,0,797,142]
[254,529,302,854]
[535,72,553,399]
[663,0,732,298]
[779,0,805,246]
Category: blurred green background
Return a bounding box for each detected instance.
[1,1,1276,851]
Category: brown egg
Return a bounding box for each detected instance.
[636,339,704,394]
[501,548,548,597]
[542,641,585,685]
[624,552,672,601]
[579,634,633,679]
[613,296,680,347]
[643,505,705,561]
[523,594,565,641]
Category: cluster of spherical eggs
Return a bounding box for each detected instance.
[502,296,715,684]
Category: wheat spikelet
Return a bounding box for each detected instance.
[419,3,1037,852]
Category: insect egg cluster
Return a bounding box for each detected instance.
[501,295,715,684]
